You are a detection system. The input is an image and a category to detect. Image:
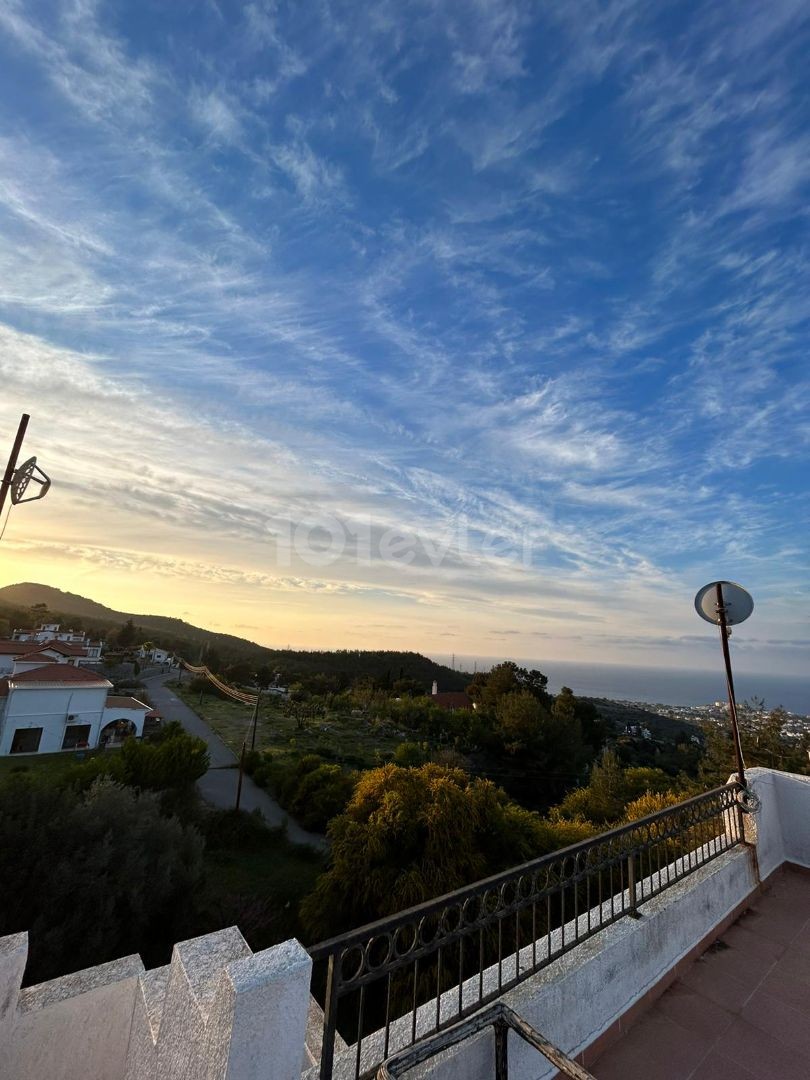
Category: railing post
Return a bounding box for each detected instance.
[320,954,340,1080]
[494,1018,509,1080]
[627,853,641,919]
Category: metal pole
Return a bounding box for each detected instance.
[235,740,246,811]
[250,688,261,750]
[715,583,746,787]
[494,1018,509,1080]
[0,413,29,519]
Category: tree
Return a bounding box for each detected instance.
[467,662,552,711]
[0,777,204,983]
[554,750,678,824]
[495,691,548,753]
[301,763,568,940]
[698,707,809,787]
[118,618,137,647]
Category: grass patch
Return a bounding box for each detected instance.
[171,682,404,769]
[0,748,110,783]
[199,809,325,949]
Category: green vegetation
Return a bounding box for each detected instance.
[301,763,588,940]
[699,706,810,787]
[0,748,107,782]
[300,754,697,941]
[2,585,807,989]
[0,775,204,983]
[71,721,209,792]
[194,810,324,951]
[0,725,324,984]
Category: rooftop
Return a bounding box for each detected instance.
[593,865,810,1080]
[7,664,111,687]
[105,695,151,710]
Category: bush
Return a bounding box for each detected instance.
[201,807,280,848]
[302,764,559,940]
[243,749,262,776]
[73,726,209,792]
[287,764,356,831]
[393,741,430,767]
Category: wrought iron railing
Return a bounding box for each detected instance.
[308,782,745,1079]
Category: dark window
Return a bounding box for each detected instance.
[62,724,92,750]
[10,728,43,754]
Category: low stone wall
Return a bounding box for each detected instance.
[0,928,311,1080]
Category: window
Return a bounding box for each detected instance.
[62,724,92,750]
[10,728,43,754]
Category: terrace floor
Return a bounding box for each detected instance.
[592,865,810,1080]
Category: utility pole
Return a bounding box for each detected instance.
[235,741,246,811]
[250,687,262,750]
[0,414,30,519]
[714,582,747,787]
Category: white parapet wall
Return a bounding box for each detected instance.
[0,928,312,1080]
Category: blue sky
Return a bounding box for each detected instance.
[0,0,808,675]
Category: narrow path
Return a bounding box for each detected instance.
[143,673,328,851]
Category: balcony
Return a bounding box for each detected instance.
[0,766,807,1080]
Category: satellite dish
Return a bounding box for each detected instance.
[694,581,754,627]
[10,457,51,505]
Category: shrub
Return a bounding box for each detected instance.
[287,764,356,831]
[72,726,209,792]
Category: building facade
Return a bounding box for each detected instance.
[0,663,153,755]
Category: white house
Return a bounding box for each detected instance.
[10,624,104,663]
[136,644,172,665]
[0,638,101,674]
[0,664,153,756]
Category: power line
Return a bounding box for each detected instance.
[179,659,258,705]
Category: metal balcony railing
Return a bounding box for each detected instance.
[308,781,745,1080]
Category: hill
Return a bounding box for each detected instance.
[0,582,472,691]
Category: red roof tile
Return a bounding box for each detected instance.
[9,664,111,687]
[0,641,25,655]
[13,651,68,664]
[26,640,87,656]
[432,691,473,710]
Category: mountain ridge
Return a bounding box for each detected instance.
[0,581,473,690]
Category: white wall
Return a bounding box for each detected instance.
[0,685,107,755]
[0,930,312,1080]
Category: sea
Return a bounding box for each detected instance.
[432,656,810,716]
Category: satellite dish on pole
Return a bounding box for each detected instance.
[694,579,754,800]
[10,456,51,505]
[694,581,753,627]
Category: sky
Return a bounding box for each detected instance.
[0,0,808,676]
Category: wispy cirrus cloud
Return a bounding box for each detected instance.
[0,0,808,673]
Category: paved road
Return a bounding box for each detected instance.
[143,673,327,851]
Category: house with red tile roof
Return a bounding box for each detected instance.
[0,663,152,755]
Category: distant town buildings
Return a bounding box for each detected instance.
[10,622,103,663]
